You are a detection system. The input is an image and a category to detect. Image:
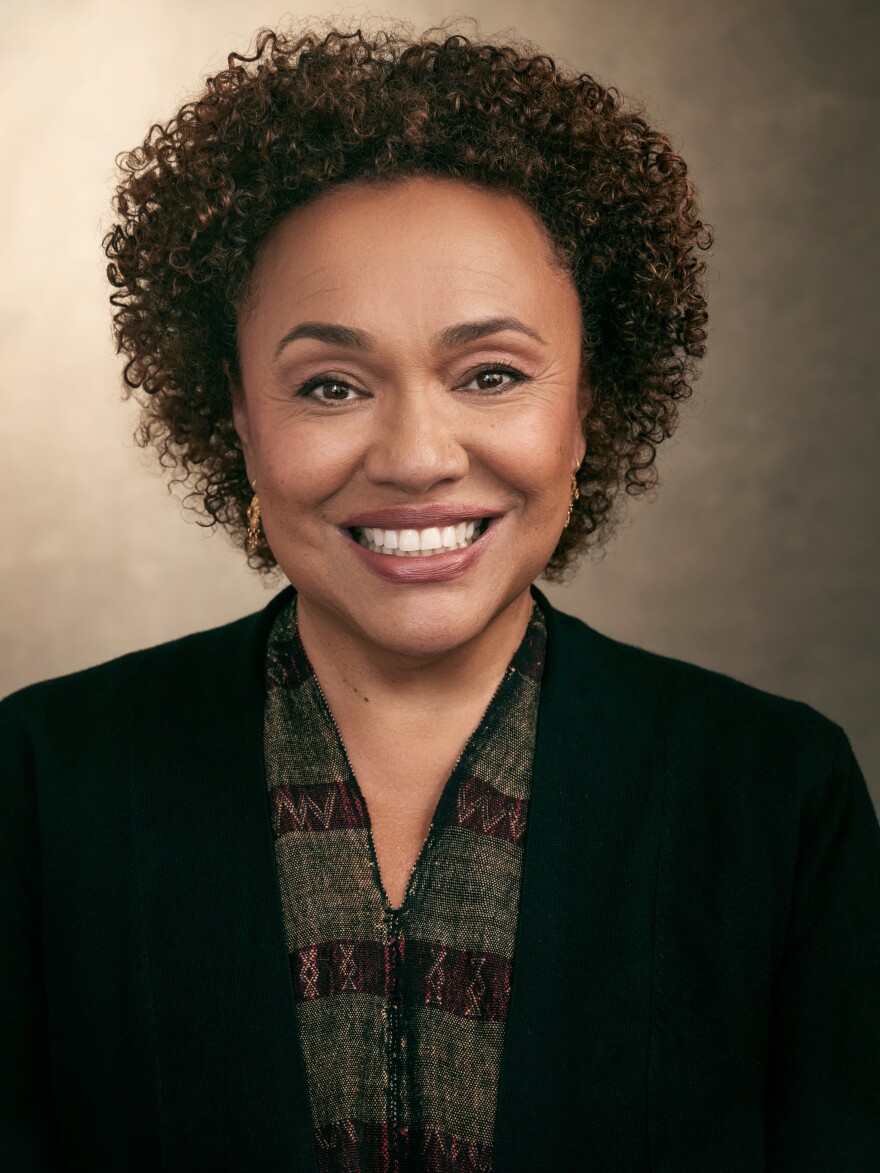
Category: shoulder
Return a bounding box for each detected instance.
[1,587,293,744]
[538,590,849,786]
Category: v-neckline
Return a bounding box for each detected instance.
[290,593,531,916]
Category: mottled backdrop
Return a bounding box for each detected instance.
[1,0,878,800]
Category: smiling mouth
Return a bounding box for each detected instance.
[349,518,492,557]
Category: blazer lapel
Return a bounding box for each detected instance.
[133,584,319,1170]
[492,587,666,1171]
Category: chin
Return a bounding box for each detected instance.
[284,534,551,659]
[354,588,509,659]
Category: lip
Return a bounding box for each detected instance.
[340,503,505,529]
[343,516,501,583]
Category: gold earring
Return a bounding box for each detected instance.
[565,473,580,528]
[246,491,262,552]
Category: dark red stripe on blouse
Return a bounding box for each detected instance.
[270,777,368,835]
[271,772,527,841]
[291,939,512,1022]
[402,939,512,1021]
[449,775,529,846]
[315,1118,493,1173]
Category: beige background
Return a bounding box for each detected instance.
[2,0,878,802]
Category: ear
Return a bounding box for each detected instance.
[572,375,591,468]
[225,359,254,477]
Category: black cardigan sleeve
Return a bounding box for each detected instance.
[764,723,880,1170]
[0,693,62,1171]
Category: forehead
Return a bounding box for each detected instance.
[242,176,577,336]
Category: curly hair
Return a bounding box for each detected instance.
[103,13,712,580]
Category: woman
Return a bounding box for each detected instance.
[2,18,878,1172]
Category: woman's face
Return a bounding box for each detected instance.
[234,175,588,659]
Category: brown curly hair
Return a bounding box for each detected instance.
[103,13,712,580]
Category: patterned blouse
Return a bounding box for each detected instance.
[263,592,547,1172]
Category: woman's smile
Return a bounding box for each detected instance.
[339,502,502,562]
[342,514,500,584]
[352,519,485,556]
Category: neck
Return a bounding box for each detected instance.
[294,587,534,721]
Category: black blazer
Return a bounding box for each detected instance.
[2,585,879,1172]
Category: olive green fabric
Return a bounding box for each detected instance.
[263,595,546,1170]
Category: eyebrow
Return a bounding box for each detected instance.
[272,315,547,361]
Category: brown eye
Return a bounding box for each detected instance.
[477,371,505,389]
[462,365,529,394]
[317,383,353,400]
[296,377,364,404]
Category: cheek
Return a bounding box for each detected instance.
[484,405,573,496]
[255,418,360,508]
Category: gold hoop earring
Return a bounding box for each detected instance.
[565,473,580,528]
[246,492,262,552]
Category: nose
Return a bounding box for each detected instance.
[362,385,470,493]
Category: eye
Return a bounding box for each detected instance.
[295,363,530,403]
[295,376,365,405]
[459,364,529,394]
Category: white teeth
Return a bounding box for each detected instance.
[354,518,488,557]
